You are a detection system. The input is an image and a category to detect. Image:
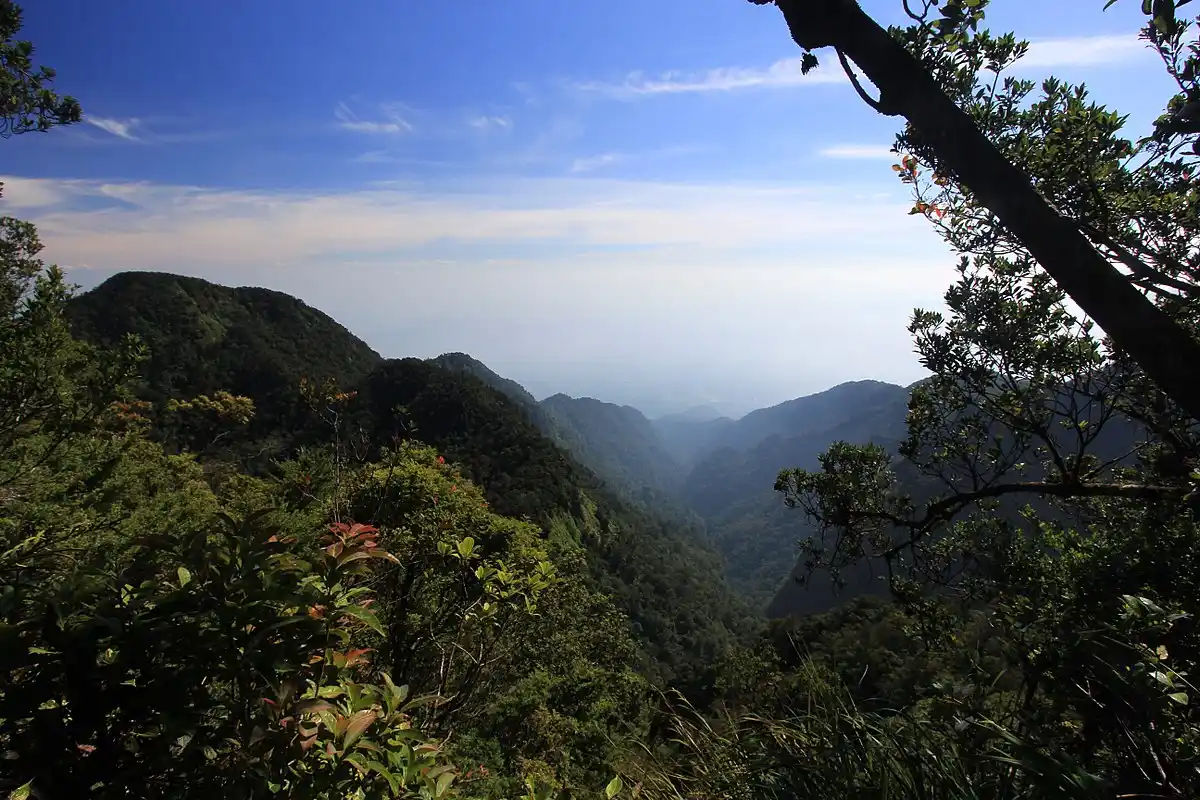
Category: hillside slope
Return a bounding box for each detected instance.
[69,273,751,684]
[540,394,685,496]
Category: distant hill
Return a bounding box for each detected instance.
[682,383,912,609]
[716,380,909,453]
[430,354,690,507]
[540,394,685,497]
[650,414,737,469]
[657,405,734,423]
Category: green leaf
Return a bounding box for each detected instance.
[342,709,376,750]
[606,775,624,799]
[9,781,34,800]
[177,566,192,587]
[456,536,475,558]
[435,770,456,797]
[339,604,386,637]
[364,761,400,794]
[1169,691,1189,704]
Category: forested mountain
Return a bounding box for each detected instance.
[539,394,684,496]
[68,272,383,445]
[429,351,539,407]
[428,352,694,512]
[66,273,752,685]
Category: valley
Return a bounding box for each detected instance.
[70,271,915,619]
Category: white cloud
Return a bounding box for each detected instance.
[570,153,623,173]
[468,115,512,131]
[818,144,896,160]
[6,173,947,278]
[1021,33,1150,69]
[577,56,847,98]
[335,102,413,135]
[85,115,142,141]
[0,176,81,208]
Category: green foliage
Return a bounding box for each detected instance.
[0,0,80,140]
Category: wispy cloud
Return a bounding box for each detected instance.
[578,32,1148,102]
[468,115,513,132]
[335,102,413,135]
[570,153,623,173]
[8,173,943,274]
[567,145,708,174]
[818,144,896,160]
[1020,33,1150,69]
[576,57,847,98]
[85,115,142,141]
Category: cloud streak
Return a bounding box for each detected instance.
[468,115,513,131]
[1020,33,1151,69]
[576,57,847,98]
[85,116,142,141]
[579,33,1151,102]
[818,144,896,160]
[335,102,414,134]
[570,153,623,173]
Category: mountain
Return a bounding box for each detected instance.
[67,272,382,441]
[69,272,753,684]
[351,359,756,683]
[428,351,539,407]
[431,354,689,505]
[715,380,909,453]
[659,405,736,423]
[650,414,737,469]
[683,383,913,609]
[539,394,685,497]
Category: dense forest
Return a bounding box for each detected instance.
[4,0,1200,797]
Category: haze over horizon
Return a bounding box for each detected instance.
[0,0,1173,413]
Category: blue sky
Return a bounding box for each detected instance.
[0,0,1178,414]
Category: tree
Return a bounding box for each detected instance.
[0,0,80,141]
[768,6,1200,795]
[749,0,1200,422]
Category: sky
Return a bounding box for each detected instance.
[0,0,1180,416]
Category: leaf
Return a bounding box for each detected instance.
[456,536,475,558]
[364,761,400,794]
[606,775,624,799]
[293,698,336,715]
[342,710,377,750]
[1169,691,1189,704]
[177,566,192,587]
[435,770,456,797]
[339,604,386,637]
[9,781,34,800]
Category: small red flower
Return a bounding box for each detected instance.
[437,456,445,464]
